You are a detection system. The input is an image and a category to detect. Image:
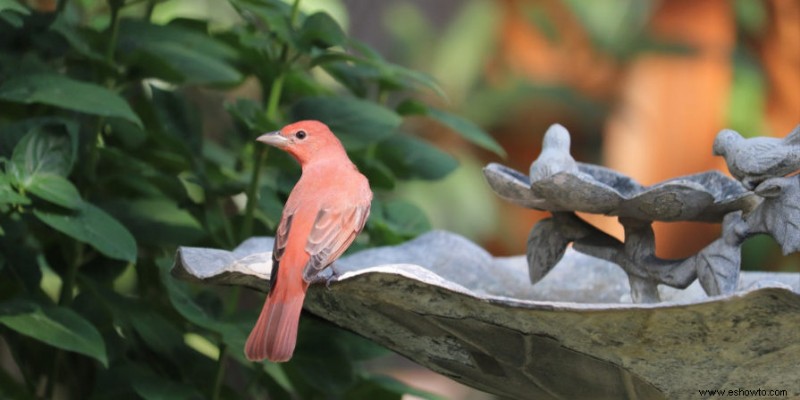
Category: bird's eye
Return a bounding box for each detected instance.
[295,130,307,140]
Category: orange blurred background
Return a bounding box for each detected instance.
[345,0,799,270]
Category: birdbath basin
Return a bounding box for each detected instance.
[172,230,800,400]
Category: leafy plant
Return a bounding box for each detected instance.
[0,0,501,399]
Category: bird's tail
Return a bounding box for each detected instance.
[245,287,307,362]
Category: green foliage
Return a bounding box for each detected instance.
[0,0,497,398]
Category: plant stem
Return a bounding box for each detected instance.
[59,241,83,306]
[211,344,229,400]
[144,0,157,20]
[264,75,285,123]
[241,147,266,240]
[217,199,236,248]
[243,0,302,239]
[105,1,123,62]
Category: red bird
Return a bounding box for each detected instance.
[245,120,372,362]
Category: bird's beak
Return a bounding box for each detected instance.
[256,131,289,148]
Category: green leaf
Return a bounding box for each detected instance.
[368,199,432,244]
[286,320,358,396]
[9,125,73,184]
[132,378,203,400]
[0,0,29,27]
[100,198,205,247]
[25,174,82,209]
[0,74,142,126]
[0,299,108,367]
[0,0,30,14]
[118,20,242,85]
[353,156,396,190]
[34,202,137,262]
[299,12,345,49]
[375,134,458,180]
[290,96,401,150]
[229,0,294,44]
[373,199,431,239]
[347,375,447,400]
[314,49,446,99]
[0,174,29,206]
[427,108,506,157]
[0,117,78,160]
[156,259,245,352]
[225,98,274,133]
[49,15,106,63]
[397,100,505,156]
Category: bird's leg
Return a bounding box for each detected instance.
[309,263,341,289]
[325,263,342,289]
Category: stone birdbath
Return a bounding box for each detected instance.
[172,124,800,399]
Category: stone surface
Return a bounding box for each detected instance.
[173,231,800,400]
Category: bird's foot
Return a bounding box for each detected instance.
[310,264,340,289]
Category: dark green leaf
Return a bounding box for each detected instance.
[395,100,505,156]
[395,98,429,116]
[118,20,242,85]
[427,108,505,156]
[49,16,106,63]
[106,117,147,148]
[132,377,203,400]
[370,199,431,241]
[354,156,396,190]
[25,174,82,209]
[286,321,358,396]
[290,96,401,150]
[225,98,274,133]
[0,74,142,126]
[0,117,78,160]
[347,375,447,400]
[0,12,22,28]
[34,202,137,262]
[299,12,345,49]
[127,311,185,357]
[0,0,30,14]
[0,0,28,28]
[375,134,458,180]
[314,50,446,99]
[157,259,246,352]
[0,174,29,206]
[101,198,205,247]
[229,0,294,44]
[9,125,73,184]
[0,299,108,367]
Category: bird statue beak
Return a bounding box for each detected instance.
[257,131,289,148]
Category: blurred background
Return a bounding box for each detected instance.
[336,0,800,397]
[338,0,799,268]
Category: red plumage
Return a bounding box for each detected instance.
[245,120,372,362]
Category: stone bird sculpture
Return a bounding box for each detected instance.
[712,125,800,190]
[529,124,579,183]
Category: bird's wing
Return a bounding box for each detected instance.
[267,211,294,293]
[742,140,785,172]
[272,213,293,262]
[302,202,371,281]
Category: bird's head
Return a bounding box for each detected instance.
[712,129,741,157]
[542,124,571,152]
[257,120,346,165]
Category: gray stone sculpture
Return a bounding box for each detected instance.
[484,124,800,303]
[713,125,800,190]
[172,231,800,399]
